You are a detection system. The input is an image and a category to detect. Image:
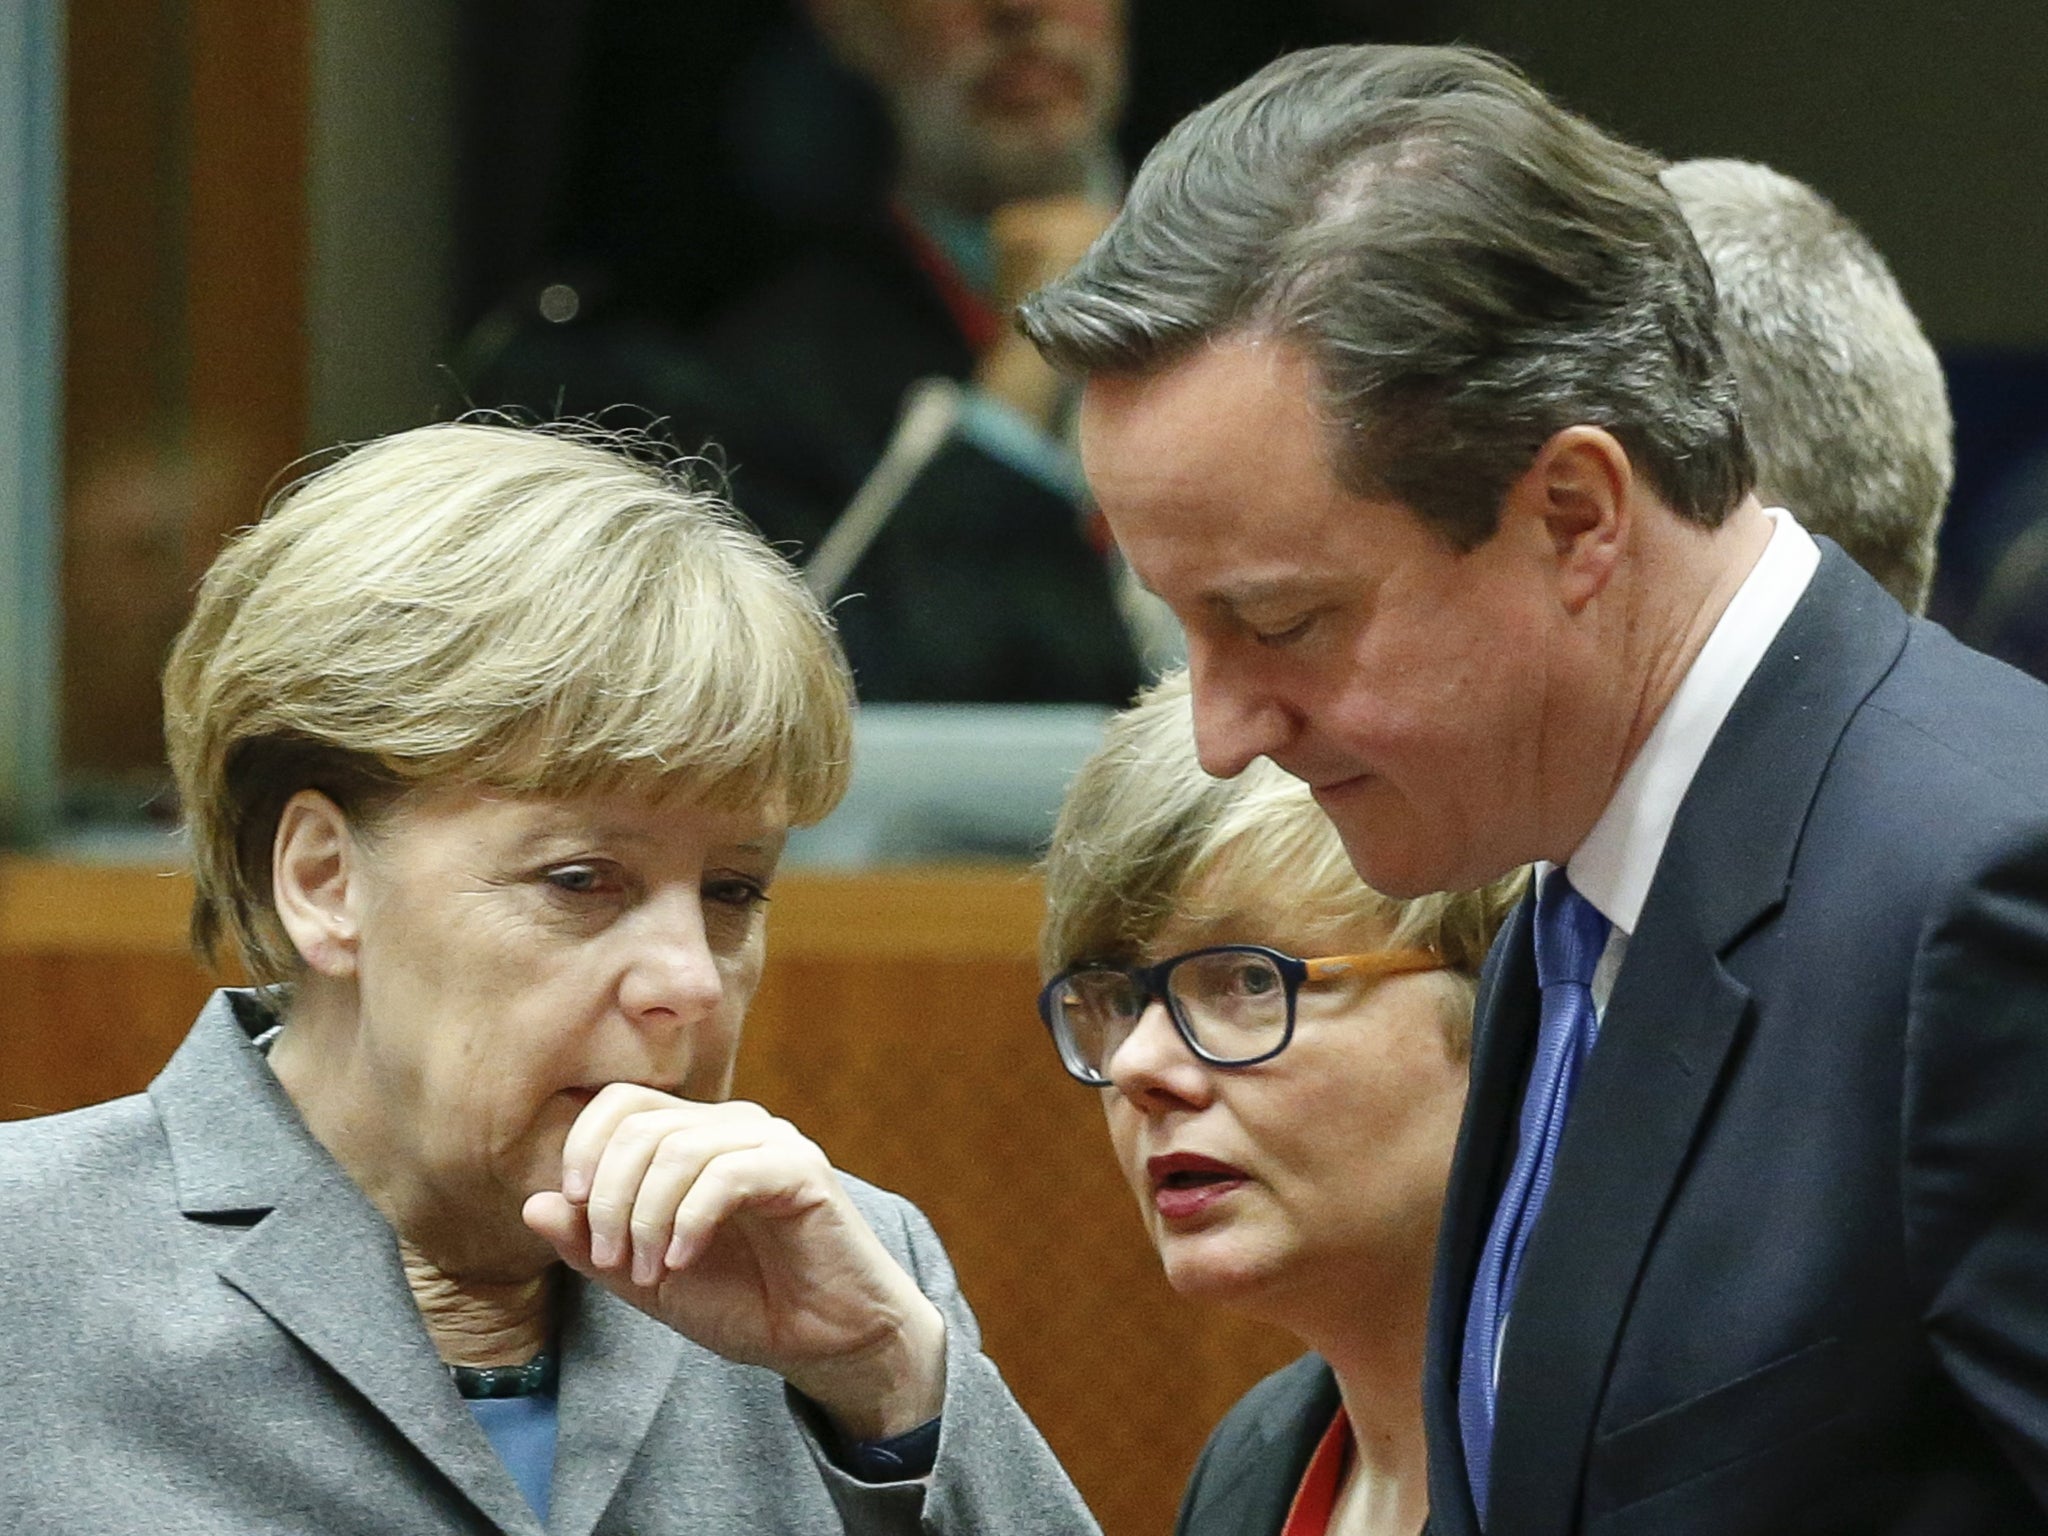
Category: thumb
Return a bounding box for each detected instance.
[523,1190,596,1272]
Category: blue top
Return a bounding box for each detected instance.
[468,1393,558,1520]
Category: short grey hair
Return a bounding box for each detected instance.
[1662,158,1952,612]
[1019,44,1752,548]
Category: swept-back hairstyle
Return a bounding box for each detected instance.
[1663,158,1952,613]
[165,420,855,981]
[1021,43,1753,546]
[1041,672,1524,1055]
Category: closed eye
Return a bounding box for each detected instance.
[1250,611,1318,648]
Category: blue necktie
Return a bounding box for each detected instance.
[1457,869,1611,1527]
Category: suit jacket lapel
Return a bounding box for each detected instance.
[1486,878,1751,1535]
[1425,895,1538,1536]
[154,993,545,1536]
[549,1282,684,1536]
[1179,1357,1341,1536]
[1468,548,1911,1535]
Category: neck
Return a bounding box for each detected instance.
[404,1241,558,1368]
[1318,1287,1432,1536]
[1613,496,1775,770]
[1541,495,1776,862]
[1244,1249,1432,1536]
[895,140,1117,223]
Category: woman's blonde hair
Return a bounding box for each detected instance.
[164,420,855,982]
[1040,671,1524,1055]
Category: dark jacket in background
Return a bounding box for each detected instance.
[475,220,1144,706]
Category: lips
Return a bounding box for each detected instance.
[1146,1152,1248,1222]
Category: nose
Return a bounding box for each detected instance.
[618,898,726,1030]
[1103,997,1212,1110]
[1188,643,1295,781]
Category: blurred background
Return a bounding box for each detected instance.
[17,0,2048,826]
[4,2,2047,1531]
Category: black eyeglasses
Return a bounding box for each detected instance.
[1037,943,1445,1087]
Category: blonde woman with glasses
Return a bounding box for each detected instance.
[1040,672,1521,1536]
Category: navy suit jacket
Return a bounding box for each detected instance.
[1424,546,2048,1534]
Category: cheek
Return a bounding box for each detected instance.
[1061,0,1121,43]
[721,930,766,1012]
[1294,1019,1468,1175]
[691,930,766,1099]
[1100,1097,1149,1206]
[909,3,980,61]
[1360,1055,1468,1199]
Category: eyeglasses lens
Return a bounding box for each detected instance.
[1168,950,1289,1060]
[1054,950,1292,1079]
[1055,971,1143,1080]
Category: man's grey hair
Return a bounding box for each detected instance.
[1662,158,1952,612]
[1019,44,1752,548]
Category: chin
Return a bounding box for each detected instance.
[1157,1241,1284,1309]
[1331,819,1481,902]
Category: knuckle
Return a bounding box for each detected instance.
[650,1138,699,1171]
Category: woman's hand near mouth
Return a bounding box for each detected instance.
[523,1083,946,1440]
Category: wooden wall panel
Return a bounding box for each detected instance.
[61,2,309,778]
[0,860,1296,1535]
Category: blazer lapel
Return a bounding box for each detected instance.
[1179,1357,1341,1536]
[1480,546,1911,1536]
[548,1282,685,1536]
[1424,893,1538,1536]
[155,993,545,1536]
[1485,886,1751,1536]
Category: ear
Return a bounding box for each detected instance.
[272,789,365,979]
[1501,426,1632,613]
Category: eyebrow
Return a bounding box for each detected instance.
[1201,574,1350,615]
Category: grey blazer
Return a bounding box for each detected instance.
[0,991,1100,1535]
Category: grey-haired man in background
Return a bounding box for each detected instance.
[1665,156,1953,612]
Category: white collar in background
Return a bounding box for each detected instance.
[1561,507,1820,936]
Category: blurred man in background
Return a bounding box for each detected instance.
[1665,157,1953,613]
[474,0,1150,705]
[715,0,1155,701]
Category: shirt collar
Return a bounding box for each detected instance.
[1564,507,1821,935]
